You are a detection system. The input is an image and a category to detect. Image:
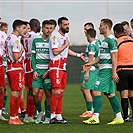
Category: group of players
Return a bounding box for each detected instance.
[0,16,133,125]
[80,18,133,125]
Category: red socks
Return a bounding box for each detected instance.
[50,93,59,113]
[10,95,18,117]
[19,97,25,112]
[50,92,64,114]
[27,95,35,117]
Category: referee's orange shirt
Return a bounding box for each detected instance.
[117,35,133,71]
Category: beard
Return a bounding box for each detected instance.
[61,27,69,34]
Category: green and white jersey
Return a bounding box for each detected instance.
[84,38,100,70]
[99,34,118,70]
[32,37,50,76]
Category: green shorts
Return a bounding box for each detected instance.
[80,68,99,90]
[94,69,115,94]
[32,76,52,90]
[4,66,8,84]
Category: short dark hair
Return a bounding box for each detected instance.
[101,18,113,29]
[121,21,129,26]
[131,18,133,23]
[113,23,124,34]
[29,18,40,29]
[24,21,29,25]
[42,20,52,27]
[12,19,27,30]
[0,22,8,28]
[58,17,68,25]
[49,19,57,27]
[84,22,94,28]
[86,28,96,38]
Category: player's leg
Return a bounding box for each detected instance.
[49,70,64,124]
[83,90,101,125]
[33,76,44,124]
[116,70,131,122]
[23,72,35,123]
[79,72,88,116]
[119,90,129,121]
[8,70,24,124]
[0,65,8,121]
[2,66,8,115]
[56,71,68,124]
[43,78,52,124]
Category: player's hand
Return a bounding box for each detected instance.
[64,38,69,48]
[82,64,91,72]
[84,71,89,82]
[33,71,38,80]
[80,53,86,61]
[42,71,48,79]
[112,72,119,83]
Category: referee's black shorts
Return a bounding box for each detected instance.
[116,70,133,91]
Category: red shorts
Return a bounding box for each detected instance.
[0,65,6,87]
[25,72,33,88]
[7,70,23,91]
[22,69,25,85]
[48,70,67,90]
[24,59,32,72]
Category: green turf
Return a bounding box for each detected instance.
[0,84,133,133]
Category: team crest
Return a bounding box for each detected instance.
[52,35,57,40]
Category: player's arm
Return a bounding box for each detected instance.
[83,56,100,72]
[13,44,24,61]
[84,54,94,82]
[32,39,38,80]
[52,38,69,56]
[111,52,119,83]
[68,49,85,61]
[42,71,48,79]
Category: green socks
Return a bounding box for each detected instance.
[93,96,102,113]
[45,100,50,118]
[86,101,93,111]
[35,101,42,113]
[109,96,121,114]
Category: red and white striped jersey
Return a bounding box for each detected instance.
[49,30,69,71]
[22,31,38,73]
[0,31,7,57]
[5,33,24,71]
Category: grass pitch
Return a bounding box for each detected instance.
[0,84,133,133]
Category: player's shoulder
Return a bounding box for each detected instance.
[29,31,38,37]
[0,30,7,38]
[107,34,116,41]
[50,30,59,40]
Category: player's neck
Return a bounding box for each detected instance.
[58,30,65,36]
[12,31,19,37]
[42,34,50,40]
[104,31,112,38]
[89,38,95,43]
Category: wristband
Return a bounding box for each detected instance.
[76,53,81,57]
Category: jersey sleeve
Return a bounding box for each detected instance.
[12,39,20,53]
[88,44,95,55]
[50,34,59,49]
[109,38,118,53]
[31,39,36,71]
